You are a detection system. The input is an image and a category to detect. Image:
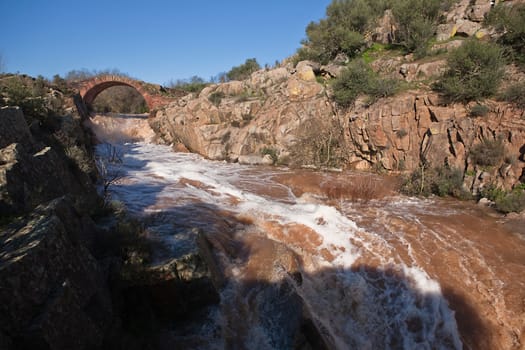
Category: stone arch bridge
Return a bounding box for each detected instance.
[76,75,176,113]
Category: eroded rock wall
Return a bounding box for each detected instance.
[151,66,334,165]
[343,93,525,190]
[151,65,525,191]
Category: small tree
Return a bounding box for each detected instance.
[469,138,505,167]
[226,58,261,81]
[0,77,48,118]
[296,0,388,64]
[95,143,124,204]
[167,76,208,94]
[391,0,450,56]
[434,39,505,102]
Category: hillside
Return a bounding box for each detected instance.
[151,0,525,212]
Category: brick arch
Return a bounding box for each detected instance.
[78,75,172,111]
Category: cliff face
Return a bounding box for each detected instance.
[0,103,222,349]
[0,106,115,349]
[151,64,525,192]
[344,93,525,191]
[151,66,333,165]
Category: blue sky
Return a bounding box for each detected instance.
[0,0,331,85]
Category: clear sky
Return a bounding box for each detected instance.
[0,0,331,85]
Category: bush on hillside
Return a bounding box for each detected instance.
[64,68,129,82]
[208,91,225,106]
[297,0,390,64]
[434,39,505,102]
[401,164,469,198]
[332,59,398,108]
[226,58,261,81]
[0,76,48,118]
[499,82,525,108]
[469,104,490,118]
[469,138,505,167]
[391,0,455,57]
[167,76,208,94]
[480,183,525,213]
[485,3,525,65]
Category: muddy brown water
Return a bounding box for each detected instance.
[92,114,525,349]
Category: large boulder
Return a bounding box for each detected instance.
[0,197,113,350]
[295,61,318,82]
[0,107,33,149]
[0,108,97,215]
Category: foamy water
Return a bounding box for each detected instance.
[96,140,462,349]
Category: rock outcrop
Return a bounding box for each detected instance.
[343,93,525,190]
[151,64,525,192]
[150,66,334,165]
[0,104,222,349]
[0,107,97,215]
[0,197,114,350]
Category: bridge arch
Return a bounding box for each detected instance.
[78,75,171,111]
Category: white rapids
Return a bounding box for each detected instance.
[95,138,462,350]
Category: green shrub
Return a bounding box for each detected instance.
[0,77,48,118]
[332,59,398,108]
[469,104,489,117]
[434,40,505,102]
[485,3,525,65]
[499,82,525,108]
[167,76,208,94]
[208,91,225,106]
[495,189,525,213]
[392,0,456,57]
[469,138,505,167]
[226,58,261,81]
[401,165,469,198]
[297,0,389,64]
[480,183,525,213]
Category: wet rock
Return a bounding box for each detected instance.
[238,155,266,165]
[478,197,493,207]
[120,254,219,324]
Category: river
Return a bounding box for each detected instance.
[89,114,525,350]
